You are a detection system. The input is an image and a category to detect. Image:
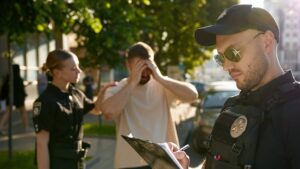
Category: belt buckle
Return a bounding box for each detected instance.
[76,141,82,151]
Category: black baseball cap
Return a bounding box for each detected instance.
[195,4,279,46]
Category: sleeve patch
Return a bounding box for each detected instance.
[33,102,42,117]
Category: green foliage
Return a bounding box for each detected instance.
[0,0,102,44]
[83,123,116,137]
[0,151,35,169]
[0,0,238,72]
[33,0,102,34]
[0,0,37,43]
[81,0,238,72]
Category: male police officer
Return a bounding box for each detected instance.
[171,4,300,169]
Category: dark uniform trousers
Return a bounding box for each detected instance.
[121,166,152,169]
[50,157,85,169]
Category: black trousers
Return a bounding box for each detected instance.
[50,157,85,169]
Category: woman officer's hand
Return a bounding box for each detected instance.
[92,82,117,116]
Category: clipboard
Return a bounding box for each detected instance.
[121,135,183,169]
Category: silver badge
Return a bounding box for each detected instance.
[230,115,247,138]
[33,102,42,116]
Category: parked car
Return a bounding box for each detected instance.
[189,81,205,97]
[191,81,239,153]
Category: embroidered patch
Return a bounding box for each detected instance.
[33,102,42,116]
[230,115,248,138]
[34,124,39,132]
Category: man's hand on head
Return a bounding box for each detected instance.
[128,59,147,87]
[145,60,163,81]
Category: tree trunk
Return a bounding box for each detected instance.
[7,34,13,161]
[54,26,64,49]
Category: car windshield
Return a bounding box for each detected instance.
[204,91,238,108]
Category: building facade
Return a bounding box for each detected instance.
[264,0,300,79]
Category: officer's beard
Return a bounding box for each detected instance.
[139,75,151,85]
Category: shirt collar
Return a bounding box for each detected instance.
[239,71,296,106]
[48,83,75,98]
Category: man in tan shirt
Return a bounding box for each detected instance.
[101,42,198,169]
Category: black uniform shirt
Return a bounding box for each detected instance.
[32,83,95,143]
[237,71,300,169]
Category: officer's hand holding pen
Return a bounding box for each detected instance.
[168,142,190,169]
[178,144,190,152]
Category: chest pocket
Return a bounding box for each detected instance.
[55,95,84,141]
[205,104,264,169]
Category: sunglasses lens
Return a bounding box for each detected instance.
[214,48,241,66]
[214,54,224,66]
[224,48,241,62]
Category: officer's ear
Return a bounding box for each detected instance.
[262,30,276,56]
[52,68,61,78]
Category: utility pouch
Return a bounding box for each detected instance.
[205,154,242,169]
[204,105,263,169]
[79,142,91,159]
[49,141,91,160]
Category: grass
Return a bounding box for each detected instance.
[0,151,93,169]
[0,123,115,169]
[83,123,116,138]
[0,151,36,169]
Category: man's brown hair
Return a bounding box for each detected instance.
[126,42,154,61]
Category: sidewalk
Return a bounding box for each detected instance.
[85,137,115,169]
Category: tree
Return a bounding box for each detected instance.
[33,0,102,49]
[0,0,102,160]
[80,0,238,73]
[0,0,38,160]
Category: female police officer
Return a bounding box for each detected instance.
[32,49,113,169]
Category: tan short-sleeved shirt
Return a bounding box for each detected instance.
[104,78,179,168]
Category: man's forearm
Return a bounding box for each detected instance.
[157,76,198,102]
[101,83,134,118]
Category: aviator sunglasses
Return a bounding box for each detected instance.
[214,32,265,66]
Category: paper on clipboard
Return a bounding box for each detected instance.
[121,135,183,169]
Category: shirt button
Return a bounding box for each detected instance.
[69,136,73,139]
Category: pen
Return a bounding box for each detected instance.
[179,144,190,151]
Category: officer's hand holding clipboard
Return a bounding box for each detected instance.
[121,135,186,169]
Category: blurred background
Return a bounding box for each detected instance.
[0,0,299,168]
[1,0,299,100]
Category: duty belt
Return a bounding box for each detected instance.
[49,141,91,160]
